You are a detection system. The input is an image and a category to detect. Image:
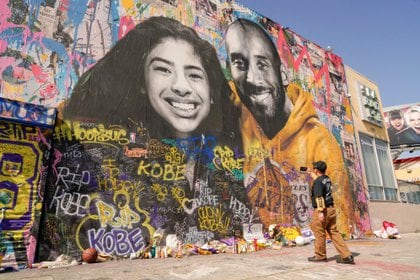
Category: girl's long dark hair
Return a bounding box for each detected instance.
[64,16,239,142]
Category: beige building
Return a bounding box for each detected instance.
[394,156,420,204]
[345,65,420,233]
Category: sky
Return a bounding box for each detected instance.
[236,0,420,108]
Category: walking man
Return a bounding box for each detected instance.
[308,161,355,264]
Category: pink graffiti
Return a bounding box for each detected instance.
[0,0,83,102]
[0,1,12,27]
[0,1,45,51]
[0,0,61,101]
[0,2,17,73]
[24,231,37,266]
[52,149,63,179]
[0,57,15,75]
[359,217,372,233]
[277,28,335,113]
[31,64,49,83]
[59,0,70,13]
[0,39,7,53]
[35,128,52,149]
[119,16,136,39]
[30,64,59,100]
[24,31,47,51]
[357,190,368,204]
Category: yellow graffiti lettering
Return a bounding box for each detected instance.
[147,139,171,158]
[115,205,140,229]
[97,200,117,228]
[213,145,244,172]
[97,175,144,196]
[150,163,163,178]
[56,121,129,144]
[98,159,144,195]
[54,121,73,142]
[246,147,270,162]
[197,206,230,235]
[164,147,185,165]
[0,122,38,140]
[171,187,186,209]
[137,160,150,176]
[151,183,168,202]
[96,200,140,229]
[101,159,121,177]
[0,140,41,231]
[76,122,128,144]
[137,160,185,181]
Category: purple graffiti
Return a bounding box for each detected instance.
[88,228,145,256]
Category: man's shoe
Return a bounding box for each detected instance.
[336,255,355,264]
[308,256,327,262]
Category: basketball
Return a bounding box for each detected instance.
[295,236,305,246]
[82,247,98,263]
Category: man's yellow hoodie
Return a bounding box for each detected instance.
[236,83,353,235]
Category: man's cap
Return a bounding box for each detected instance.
[388,110,403,120]
[313,161,327,173]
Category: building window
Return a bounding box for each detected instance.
[399,181,420,204]
[359,133,398,201]
[358,82,383,127]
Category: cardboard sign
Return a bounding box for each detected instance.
[243,223,264,241]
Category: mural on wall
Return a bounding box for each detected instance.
[0,0,371,264]
[0,98,55,268]
[384,104,420,147]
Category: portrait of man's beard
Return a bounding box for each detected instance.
[240,85,284,122]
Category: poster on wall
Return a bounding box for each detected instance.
[0,0,370,263]
[383,104,420,147]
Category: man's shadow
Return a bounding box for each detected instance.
[327,252,360,262]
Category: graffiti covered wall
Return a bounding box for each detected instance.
[0,0,371,263]
[0,98,55,268]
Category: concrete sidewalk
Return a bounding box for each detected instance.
[2,233,420,280]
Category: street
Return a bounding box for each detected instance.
[2,233,420,280]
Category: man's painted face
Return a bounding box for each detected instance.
[144,38,211,137]
[226,25,284,119]
[407,111,420,134]
[390,117,404,131]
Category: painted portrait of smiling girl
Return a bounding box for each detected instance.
[64,16,237,140]
[144,37,211,138]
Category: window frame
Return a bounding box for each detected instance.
[359,132,399,201]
